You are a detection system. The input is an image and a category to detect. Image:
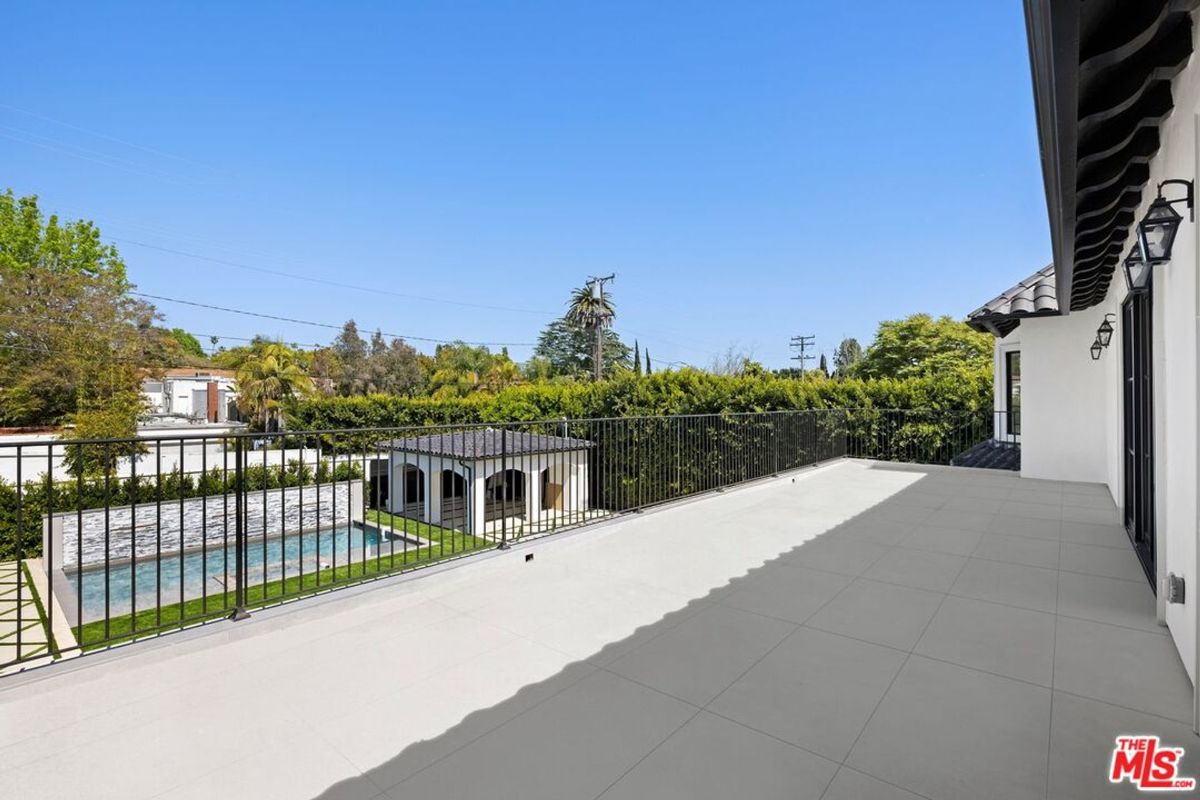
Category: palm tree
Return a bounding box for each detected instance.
[565,281,616,381]
[235,342,315,432]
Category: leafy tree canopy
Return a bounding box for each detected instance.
[532,319,631,379]
[0,190,168,427]
[833,338,863,374]
[854,314,991,380]
[427,342,522,398]
[235,341,315,431]
[167,327,206,360]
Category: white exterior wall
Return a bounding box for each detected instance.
[1014,19,1200,682]
[1145,47,1200,679]
[1017,304,1113,485]
[993,329,1021,440]
[143,376,236,418]
[387,450,591,535]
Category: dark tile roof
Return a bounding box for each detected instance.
[382,429,593,459]
[966,263,1059,337]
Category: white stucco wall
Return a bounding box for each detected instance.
[992,330,1021,441]
[387,449,590,535]
[1143,65,1200,680]
[1017,304,1113,485]
[1014,20,1200,683]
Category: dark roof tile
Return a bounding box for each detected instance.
[967,263,1059,336]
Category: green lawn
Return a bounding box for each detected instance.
[77,510,492,651]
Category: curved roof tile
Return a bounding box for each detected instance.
[967,263,1059,337]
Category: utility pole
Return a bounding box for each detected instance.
[587,274,616,381]
[790,335,815,372]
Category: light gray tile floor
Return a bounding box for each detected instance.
[0,460,1194,800]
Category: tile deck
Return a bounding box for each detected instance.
[0,459,1193,800]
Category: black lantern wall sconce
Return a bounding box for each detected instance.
[1097,313,1115,348]
[1126,179,1194,294]
[1090,336,1104,361]
[1138,179,1193,264]
[1125,247,1150,294]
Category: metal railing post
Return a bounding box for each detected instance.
[230,436,250,621]
[498,427,510,550]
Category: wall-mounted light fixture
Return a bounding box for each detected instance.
[1090,336,1103,361]
[1124,247,1151,294]
[1137,179,1194,265]
[1096,313,1115,348]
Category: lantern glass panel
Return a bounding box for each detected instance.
[1124,254,1150,293]
[1137,198,1183,263]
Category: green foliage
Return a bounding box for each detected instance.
[236,341,316,431]
[168,328,206,359]
[63,391,147,477]
[289,367,992,429]
[0,190,168,426]
[854,314,991,380]
[565,281,617,381]
[427,342,522,398]
[833,337,863,374]
[532,319,631,379]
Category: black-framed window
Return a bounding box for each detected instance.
[1005,351,1021,435]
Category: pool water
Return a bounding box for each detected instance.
[66,525,391,623]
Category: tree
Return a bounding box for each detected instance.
[426,342,521,398]
[0,190,167,427]
[855,314,992,380]
[306,346,340,395]
[63,389,147,476]
[235,342,315,431]
[833,338,864,375]
[168,328,206,360]
[645,349,651,375]
[365,330,425,395]
[332,320,368,395]
[633,340,641,376]
[531,319,631,379]
[818,353,829,377]
[710,345,761,376]
[565,282,616,381]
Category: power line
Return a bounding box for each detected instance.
[789,335,815,370]
[130,291,537,347]
[115,238,552,316]
[0,102,219,171]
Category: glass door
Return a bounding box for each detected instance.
[1122,288,1155,587]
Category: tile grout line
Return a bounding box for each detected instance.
[593,553,885,800]
[816,546,977,800]
[1045,539,1062,800]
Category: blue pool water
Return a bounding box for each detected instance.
[66,525,393,623]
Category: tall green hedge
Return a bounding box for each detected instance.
[286,368,993,430]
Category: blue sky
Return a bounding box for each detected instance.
[5,1,1049,368]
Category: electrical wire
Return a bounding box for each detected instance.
[129,291,537,347]
[116,239,552,316]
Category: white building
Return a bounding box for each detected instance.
[380,429,592,538]
[970,1,1200,728]
[141,368,238,423]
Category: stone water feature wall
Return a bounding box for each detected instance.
[48,482,362,569]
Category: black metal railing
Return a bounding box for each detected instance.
[0,407,998,669]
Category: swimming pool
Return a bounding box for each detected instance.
[65,524,395,623]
